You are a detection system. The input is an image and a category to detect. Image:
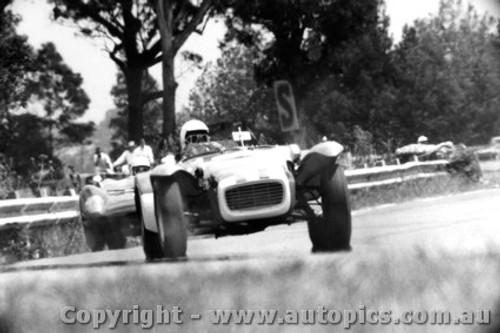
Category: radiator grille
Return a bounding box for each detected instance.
[225,182,284,211]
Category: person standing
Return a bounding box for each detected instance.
[113,141,136,175]
[133,138,154,165]
[93,147,113,174]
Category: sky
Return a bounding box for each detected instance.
[9,0,500,125]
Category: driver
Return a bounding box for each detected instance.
[179,120,225,160]
[180,119,210,150]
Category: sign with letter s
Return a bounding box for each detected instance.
[273,80,299,132]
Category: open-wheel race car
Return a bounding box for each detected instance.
[80,120,352,259]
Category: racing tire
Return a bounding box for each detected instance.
[154,178,187,259]
[142,224,164,260]
[103,219,127,250]
[135,188,164,260]
[307,164,352,252]
[82,217,126,251]
[82,219,105,252]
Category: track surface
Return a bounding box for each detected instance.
[10,188,500,270]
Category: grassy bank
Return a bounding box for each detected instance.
[0,248,498,332]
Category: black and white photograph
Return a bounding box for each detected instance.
[1,0,500,331]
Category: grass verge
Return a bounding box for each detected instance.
[0,248,498,332]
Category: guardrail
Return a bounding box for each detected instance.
[0,160,450,232]
[345,160,448,190]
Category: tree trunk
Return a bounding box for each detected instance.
[157,0,177,147]
[125,67,144,142]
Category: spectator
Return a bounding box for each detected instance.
[133,138,154,165]
[109,140,123,162]
[257,133,267,145]
[113,141,136,175]
[447,143,483,182]
[93,147,113,174]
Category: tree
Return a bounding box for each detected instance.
[51,0,161,142]
[188,41,279,141]
[52,0,215,143]
[109,71,162,144]
[25,42,93,150]
[4,114,53,175]
[0,3,93,176]
[223,0,396,147]
[155,0,213,144]
[392,0,500,145]
[0,1,33,151]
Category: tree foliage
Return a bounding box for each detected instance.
[197,0,395,147]
[51,0,162,141]
[109,71,162,144]
[1,9,93,175]
[190,0,500,151]
[0,2,33,151]
[188,41,278,141]
[51,0,216,142]
[25,42,93,149]
[10,0,497,164]
[0,2,32,106]
[392,0,500,145]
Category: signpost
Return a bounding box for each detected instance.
[232,127,252,147]
[273,80,299,132]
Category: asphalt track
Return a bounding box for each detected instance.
[8,188,500,271]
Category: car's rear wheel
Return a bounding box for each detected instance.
[82,217,126,251]
[154,178,187,259]
[103,219,127,249]
[307,164,352,252]
[82,219,105,252]
[135,188,164,260]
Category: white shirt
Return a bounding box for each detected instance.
[113,150,135,167]
[133,145,154,164]
[93,152,113,173]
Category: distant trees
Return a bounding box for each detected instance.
[51,0,216,142]
[4,42,94,174]
[50,0,161,142]
[25,42,93,148]
[191,0,395,147]
[2,0,495,172]
[109,71,162,144]
[188,0,500,151]
[1,3,93,175]
[188,42,278,141]
[0,0,33,152]
[391,0,500,145]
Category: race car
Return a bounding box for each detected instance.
[395,141,454,163]
[79,120,351,257]
[134,120,352,259]
[79,156,151,251]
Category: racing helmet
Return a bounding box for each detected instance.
[180,120,209,150]
[417,135,429,144]
[131,156,151,175]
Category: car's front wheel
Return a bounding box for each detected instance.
[153,177,188,259]
[135,188,164,260]
[307,164,352,252]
